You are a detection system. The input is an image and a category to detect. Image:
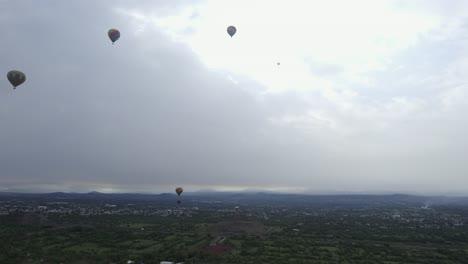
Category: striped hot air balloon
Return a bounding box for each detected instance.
[108,29,120,44]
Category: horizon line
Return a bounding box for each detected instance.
[0,190,466,197]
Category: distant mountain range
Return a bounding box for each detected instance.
[1,191,468,206]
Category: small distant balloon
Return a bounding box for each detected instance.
[227,26,236,37]
[277,62,280,66]
[175,187,183,204]
[175,187,183,196]
[7,70,26,89]
[108,29,120,44]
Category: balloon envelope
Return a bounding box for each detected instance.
[227,26,236,37]
[7,70,26,88]
[108,29,120,43]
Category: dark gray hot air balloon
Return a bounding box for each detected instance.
[227,25,236,37]
[7,70,26,89]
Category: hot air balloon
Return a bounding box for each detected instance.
[175,187,183,204]
[277,62,280,66]
[175,187,183,196]
[7,70,26,89]
[227,26,236,37]
[108,29,120,44]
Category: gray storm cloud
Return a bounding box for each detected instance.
[1,1,468,194]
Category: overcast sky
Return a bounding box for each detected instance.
[1,0,468,194]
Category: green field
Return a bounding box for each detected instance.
[2,211,468,264]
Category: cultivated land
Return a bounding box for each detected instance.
[1,192,468,263]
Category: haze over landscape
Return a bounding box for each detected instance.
[2,0,468,195]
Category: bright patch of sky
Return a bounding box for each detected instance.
[120,0,445,93]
